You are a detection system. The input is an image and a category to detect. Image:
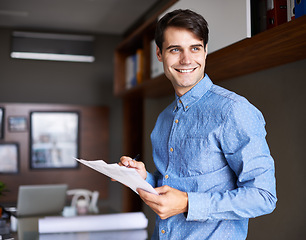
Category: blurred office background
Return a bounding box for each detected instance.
[0,0,305,239]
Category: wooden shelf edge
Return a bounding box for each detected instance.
[206,15,306,82]
[115,15,306,98]
[115,74,174,98]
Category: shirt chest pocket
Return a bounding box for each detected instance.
[176,137,227,177]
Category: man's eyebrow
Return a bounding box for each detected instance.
[191,44,204,48]
[166,45,181,50]
[166,43,204,50]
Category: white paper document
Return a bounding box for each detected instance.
[39,212,148,233]
[75,158,158,195]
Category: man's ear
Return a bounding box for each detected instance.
[156,46,162,62]
[204,45,208,58]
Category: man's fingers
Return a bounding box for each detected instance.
[119,156,139,168]
[154,185,170,194]
[120,156,132,167]
[138,188,152,199]
[138,189,159,202]
[119,156,147,180]
[138,189,165,209]
[138,188,171,219]
[127,160,136,167]
[138,189,161,209]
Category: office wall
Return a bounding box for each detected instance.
[0,28,124,212]
[143,59,306,239]
[218,59,306,240]
[0,103,110,202]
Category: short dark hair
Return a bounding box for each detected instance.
[155,9,209,52]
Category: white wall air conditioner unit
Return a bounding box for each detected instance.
[10,31,95,62]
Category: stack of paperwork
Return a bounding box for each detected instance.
[75,158,158,195]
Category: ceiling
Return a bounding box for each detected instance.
[0,0,163,35]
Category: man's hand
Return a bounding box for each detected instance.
[138,185,188,220]
[119,156,147,180]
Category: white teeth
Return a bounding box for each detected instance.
[179,69,193,73]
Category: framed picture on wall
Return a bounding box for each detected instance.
[30,111,80,169]
[0,107,4,139]
[8,116,28,132]
[0,143,19,174]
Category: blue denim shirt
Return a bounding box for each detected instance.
[146,75,277,240]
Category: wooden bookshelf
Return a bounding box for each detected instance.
[206,15,306,82]
[114,15,306,98]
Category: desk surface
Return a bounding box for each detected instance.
[15,215,148,240]
[40,229,148,240]
[16,229,148,240]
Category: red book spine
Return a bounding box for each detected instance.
[267,0,288,29]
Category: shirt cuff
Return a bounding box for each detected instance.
[186,192,211,221]
[145,171,156,188]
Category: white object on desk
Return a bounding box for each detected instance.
[66,189,100,215]
[38,212,148,233]
[75,158,158,195]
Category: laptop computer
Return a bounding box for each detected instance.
[11,184,68,217]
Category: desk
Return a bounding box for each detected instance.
[16,215,148,240]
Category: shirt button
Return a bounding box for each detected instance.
[161,230,166,234]
[175,119,178,123]
[179,100,182,103]
[165,175,169,179]
[170,147,174,152]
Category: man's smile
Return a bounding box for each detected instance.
[175,67,198,73]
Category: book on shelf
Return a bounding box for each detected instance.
[136,49,143,85]
[125,54,136,89]
[125,49,143,89]
[287,0,295,21]
[251,0,268,35]
[295,0,306,18]
[251,0,296,35]
[267,0,288,29]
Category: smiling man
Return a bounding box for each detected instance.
[156,26,207,97]
[120,9,277,240]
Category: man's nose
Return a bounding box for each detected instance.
[179,51,192,65]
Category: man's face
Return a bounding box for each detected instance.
[157,27,207,96]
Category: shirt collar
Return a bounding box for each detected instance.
[174,74,213,112]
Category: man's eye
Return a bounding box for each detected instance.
[192,47,200,51]
[170,48,179,53]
